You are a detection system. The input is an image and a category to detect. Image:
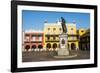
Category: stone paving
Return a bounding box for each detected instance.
[22,50,90,62]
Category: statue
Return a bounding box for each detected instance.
[61,17,67,33]
[54,17,77,58]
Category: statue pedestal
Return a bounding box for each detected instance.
[58,34,69,56]
[58,48,69,56]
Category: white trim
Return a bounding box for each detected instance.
[17,5,94,68]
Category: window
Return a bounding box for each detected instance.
[72,37,75,40]
[25,36,30,41]
[47,36,50,40]
[71,28,74,34]
[53,28,56,31]
[32,36,35,41]
[53,36,56,40]
[81,30,84,32]
[35,37,39,41]
[48,28,50,30]
[39,37,42,41]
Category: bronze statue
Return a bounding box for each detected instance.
[61,17,67,33]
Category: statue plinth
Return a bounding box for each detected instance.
[58,33,69,56]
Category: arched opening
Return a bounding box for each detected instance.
[71,43,76,50]
[38,45,43,49]
[53,43,57,49]
[31,45,36,49]
[25,45,30,51]
[46,43,51,49]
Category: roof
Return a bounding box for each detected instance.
[24,29,43,33]
[44,21,76,26]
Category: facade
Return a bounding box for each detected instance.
[44,21,79,51]
[44,21,62,51]
[23,30,44,51]
[78,28,86,36]
[67,24,79,50]
[78,29,90,50]
[23,21,90,51]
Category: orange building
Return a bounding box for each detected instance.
[23,30,44,51]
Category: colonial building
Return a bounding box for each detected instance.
[23,21,90,51]
[67,23,79,50]
[44,21,79,51]
[23,30,44,51]
[78,28,86,37]
[78,29,90,50]
[44,21,62,51]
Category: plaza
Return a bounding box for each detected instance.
[22,50,90,62]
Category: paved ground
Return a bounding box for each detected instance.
[22,50,90,62]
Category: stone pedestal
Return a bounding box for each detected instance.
[58,48,69,56]
[58,33,69,56]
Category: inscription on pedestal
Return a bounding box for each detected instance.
[58,34,69,56]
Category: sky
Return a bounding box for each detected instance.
[22,10,90,31]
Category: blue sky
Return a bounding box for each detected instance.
[22,10,90,31]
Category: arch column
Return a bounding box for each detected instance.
[69,43,71,50]
[75,42,79,50]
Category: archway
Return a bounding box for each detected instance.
[53,43,57,49]
[38,45,43,49]
[71,43,76,50]
[46,43,51,49]
[25,45,30,51]
[31,45,36,49]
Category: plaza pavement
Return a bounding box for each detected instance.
[22,50,90,62]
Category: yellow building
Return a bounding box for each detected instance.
[44,21,79,51]
[78,28,86,36]
[78,29,90,50]
[67,23,79,50]
[44,21,62,51]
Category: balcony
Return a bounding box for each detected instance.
[45,37,59,42]
[68,37,78,42]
